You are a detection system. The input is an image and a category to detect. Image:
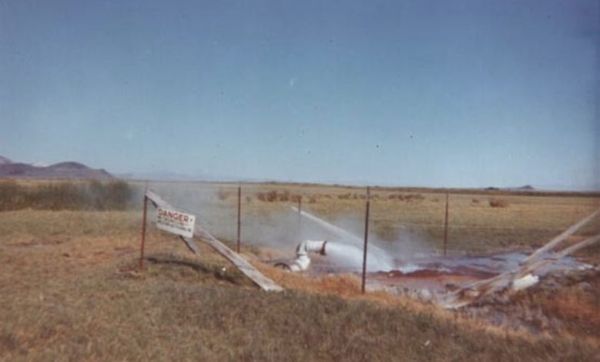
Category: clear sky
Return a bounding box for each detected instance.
[1,0,598,189]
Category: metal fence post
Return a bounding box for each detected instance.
[443,192,449,256]
[361,186,371,294]
[297,195,302,233]
[139,195,148,269]
[236,184,242,253]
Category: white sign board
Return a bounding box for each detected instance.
[156,207,196,238]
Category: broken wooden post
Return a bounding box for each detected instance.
[523,208,600,265]
[361,186,371,294]
[441,207,600,309]
[144,190,283,292]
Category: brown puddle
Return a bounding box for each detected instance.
[308,251,592,293]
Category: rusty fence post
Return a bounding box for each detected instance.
[139,194,148,270]
[236,184,242,253]
[443,192,449,256]
[297,195,302,233]
[361,186,371,294]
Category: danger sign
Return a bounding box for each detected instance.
[156,207,196,238]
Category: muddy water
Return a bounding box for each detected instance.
[310,251,592,292]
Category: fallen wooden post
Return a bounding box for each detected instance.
[145,190,283,292]
[523,208,600,265]
[181,237,200,254]
[441,207,600,309]
[193,224,283,292]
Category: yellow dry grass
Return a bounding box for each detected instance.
[1,181,600,360]
[210,182,600,257]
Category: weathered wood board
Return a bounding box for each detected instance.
[441,207,600,309]
[145,190,283,292]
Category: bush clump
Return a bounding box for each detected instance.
[0,180,136,211]
[255,190,293,202]
[489,198,509,208]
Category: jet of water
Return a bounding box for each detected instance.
[292,206,399,272]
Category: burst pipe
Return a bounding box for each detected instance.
[279,240,327,272]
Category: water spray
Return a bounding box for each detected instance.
[290,206,395,271]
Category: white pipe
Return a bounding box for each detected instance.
[511,274,539,291]
[290,206,391,261]
[284,240,327,272]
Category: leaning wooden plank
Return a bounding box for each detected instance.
[446,234,600,308]
[180,237,200,254]
[441,210,600,308]
[145,190,171,209]
[440,271,512,309]
[193,225,283,292]
[555,233,600,259]
[518,233,600,276]
[523,207,600,265]
[441,233,600,309]
[145,190,283,292]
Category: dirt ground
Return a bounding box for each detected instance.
[458,268,600,338]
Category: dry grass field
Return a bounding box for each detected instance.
[150,181,600,258]
[1,180,599,361]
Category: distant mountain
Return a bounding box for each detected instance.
[0,156,113,180]
[515,185,535,191]
[0,155,12,165]
[483,185,536,192]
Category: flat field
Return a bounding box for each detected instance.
[147,181,600,258]
[1,180,599,361]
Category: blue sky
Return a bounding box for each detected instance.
[1,0,598,189]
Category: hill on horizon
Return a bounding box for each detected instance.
[0,156,113,180]
[0,155,12,165]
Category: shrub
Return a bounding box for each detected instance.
[256,190,280,202]
[0,180,135,211]
[278,191,290,202]
[217,190,229,201]
[338,193,351,200]
[489,198,509,208]
[0,180,25,210]
[407,194,424,202]
[265,190,278,202]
